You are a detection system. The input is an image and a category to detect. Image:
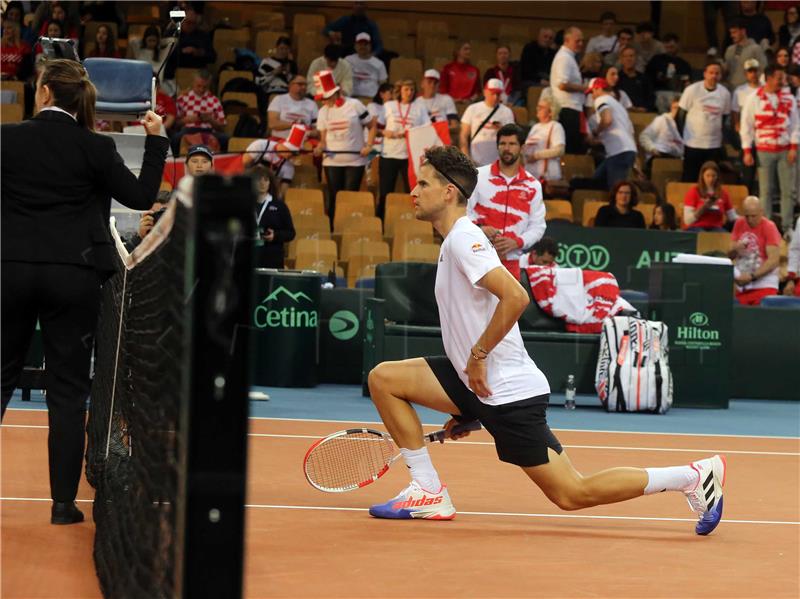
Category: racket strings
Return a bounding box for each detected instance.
[305,432,395,491]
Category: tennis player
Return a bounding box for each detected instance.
[367,146,726,535]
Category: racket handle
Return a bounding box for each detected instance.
[426,420,482,444]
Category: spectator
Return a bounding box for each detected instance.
[645,33,692,113]
[468,123,546,279]
[740,65,799,229]
[585,12,618,56]
[520,27,556,87]
[184,144,215,177]
[367,81,393,124]
[677,62,731,181]
[618,46,654,111]
[596,65,633,110]
[731,58,761,132]
[266,75,319,142]
[34,20,66,60]
[603,27,635,68]
[439,41,481,102]
[345,32,387,99]
[323,1,384,56]
[313,70,376,224]
[784,216,800,296]
[527,236,559,266]
[164,7,215,79]
[703,1,739,55]
[459,78,515,167]
[774,47,791,71]
[729,195,781,305]
[483,45,521,105]
[154,77,177,133]
[242,123,308,195]
[550,26,586,154]
[171,69,227,154]
[251,164,295,269]
[524,98,566,182]
[414,69,458,127]
[650,202,679,230]
[738,0,775,49]
[594,180,646,228]
[378,79,429,217]
[255,36,298,96]
[307,44,353,98]
[78,1,127,38]
[86,24,120,58]
[0,22,32,81]
[586,77,638,189]
[633,22,664,68]
[778,5,800,50]
[683,161,737,231]
[3,2,37,46]
[724,18,767,88]
[131,26,171,90]
[35,2,79,40]
[580,52,604,83]
[639,97,684,168]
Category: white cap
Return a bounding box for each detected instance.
[355,32,371,43]
[423,69,440,80]
[743,58,759,71]
[485,78,504,93]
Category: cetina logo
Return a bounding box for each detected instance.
[329,310,359,341]
[254,286,318,329]
[689,312,709,326]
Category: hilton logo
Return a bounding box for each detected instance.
[675,312,721,350]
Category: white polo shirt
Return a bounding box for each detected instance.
[317,98,372,167]
[524,121,566,180]
[592,94,637,157]
[435,216,550,404]
[414,93,458,123]
[267,94,319,139]
[461,101,515,167]
[550,46,584,111]
[679,81,731,149]
[381,99,430,159]
[345,53,387,98]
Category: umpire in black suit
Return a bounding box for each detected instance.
[1,59,169,524]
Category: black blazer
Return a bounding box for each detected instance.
[255,197,295,268]
[1,110,170,276]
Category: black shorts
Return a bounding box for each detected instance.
[425,356,562,468]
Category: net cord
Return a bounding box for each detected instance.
[104,266,127,461]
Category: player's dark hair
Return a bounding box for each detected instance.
[324,44,342,61]
[496,123,525,146]
[617,27,634,38]
[422,146,478,205]
[532,236,558,257]
[372,82,393,104]
[764,64,785,79]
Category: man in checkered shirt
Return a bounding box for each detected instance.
[170,69,228,154]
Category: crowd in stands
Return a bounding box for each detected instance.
[2,0,799,303]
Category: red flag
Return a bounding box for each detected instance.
[406,121,452,189]
[162,153,246,187]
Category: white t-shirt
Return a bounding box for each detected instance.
[435,216,550,405]
[317,98,372,167]
[267,94,319,139]
[550,46,584,111]
[592,94,637,157]
[679,81,731,149]
[381,100,430,159]
[244,139,296,181]
[731,82,759,113]
[345,53,387,98]
[585,34,618,56]
[585,88,632,109]
[524,121,565,180]
[414,93,458,123]
[461,101,515,167]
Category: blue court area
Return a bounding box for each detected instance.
[10,386,800,438]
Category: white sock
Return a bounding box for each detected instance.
[400,447,442,492]
[644,465,699,495]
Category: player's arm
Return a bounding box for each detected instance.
[268,110,294,132]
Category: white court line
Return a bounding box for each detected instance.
[2,496,797,526]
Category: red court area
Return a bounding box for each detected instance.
[2,410,799,599]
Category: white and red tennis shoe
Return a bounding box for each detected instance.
[369,480,456,520]
[684,454,727,535]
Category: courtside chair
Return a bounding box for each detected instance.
[84,58,154,122]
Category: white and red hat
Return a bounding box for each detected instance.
[314,69,340,100]
[282,123,308,151]
[485,78,504,93]
[585,77,610,94]
[423,69,440,80]
[355,32,371,43]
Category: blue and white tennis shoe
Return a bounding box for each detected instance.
[684,454,726,535]
[369,480,456,520]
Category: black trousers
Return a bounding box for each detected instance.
[682,146,724,182]
[559,107,585,155]
[378,157,410,219]
[324,165,365,226]
[1,262,101,502]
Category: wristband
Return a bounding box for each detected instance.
[470,350,487,361]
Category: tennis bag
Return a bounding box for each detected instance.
[595,315,673,414]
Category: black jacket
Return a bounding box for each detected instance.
[1,110,169,276]
[255,197,295,268]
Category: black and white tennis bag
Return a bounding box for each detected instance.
[595,315,673,413]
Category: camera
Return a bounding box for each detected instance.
[169,9,186,24]
[151,207,168,225]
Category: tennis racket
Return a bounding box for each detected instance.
[303,420,482,493]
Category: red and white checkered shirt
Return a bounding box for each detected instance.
[177,89,226,130]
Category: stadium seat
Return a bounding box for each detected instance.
[386,193,413,210]
[0,103,23,124]
[639,203,655,227]
[384,35,416,59]
[416,21,449,55]
[498,23,531,41]
[696,231,732,256]
[760,296,800,309]
[292,13,326,36]
[393,219,434,246]
[286,189,326,218]
[221,91,258,110]
[340,232,385,261]
[389,58,423,84]
[294,238,338,273]
[512,106,529,126]
[422,38,454,67]
[376,17,409,37]
[84,58,154,121]
[639,191,657,204]
[254,30,290,57]
[287,228,332,260]
[562,154,595,180]
[544,200,573,222]
[384,204,416,238]
[724,184,749,213]
[213,28,251,66]
[571,189,608,224]
[292,213,331,235]
[336,191,375,210]
[286,187,325,205]
[347,249,390,287]
[292,164,321,188]
[651,157,683,199]
[581,200,607,227]
[0,80,25,105]
[250,11,286,32]
[218,70,254,94]
[334,205,377,231]
[294,30,327,73]
[228,137,260,153]
[470,40,497,66]
[395,242,441,263]
[665,181,694,223]
[526,86,543,115]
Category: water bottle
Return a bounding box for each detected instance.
[565,375,576,410]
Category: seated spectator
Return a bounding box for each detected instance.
[645,33,692,113]
[345,32,387,99]
[242,123,308,195]
[650,202,679,230]
[594,180,646,228]
[323,1,384,56]
[729,195,781,305]
[171,69,227,154]
[34,20,67,60]
[414,69,458,127]
[618,47,654,111]
[35,2,79,40]
[440,41,481,102]
[527,236,559,266]
[639,97,683,167]
[524,98,566,182]
[266,75,319,141]
[78,0,127,38]
[724,18,767,89]
[459,78,515,167]
[777,5,800,51]
[307,44,353,98]
[131,25,171,91]
[251,164,295,269]
[683,161,736,231]
[520,27,556,87]
[586,12,618,57]
[632,22,664,68]
[3,1,37,46]
[586,77,638,189]
[604,27,634,68]
[738,0,775,49]
[256,36,298,96]
[731,59,760,133]
[580,52,604,84]
[1,22,32,81]
[483,45,521,105]
[784,216,800,296]
[164,7,216,79]
[86,24,121,58]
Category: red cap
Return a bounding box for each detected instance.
[585,77,610,94]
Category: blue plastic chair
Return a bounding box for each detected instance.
[84,58,154,120]
[760,295,800,309]
[355,277,376,289]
